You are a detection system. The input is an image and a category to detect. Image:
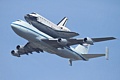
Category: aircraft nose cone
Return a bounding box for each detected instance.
[11,23,26,37]
[11,23,19,31]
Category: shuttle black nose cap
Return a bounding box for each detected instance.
[24,14,30,18]
[24,14,31,24]
[24,13,38,23]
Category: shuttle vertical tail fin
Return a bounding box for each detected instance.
[75,44,90,54]
[57,17,68,27]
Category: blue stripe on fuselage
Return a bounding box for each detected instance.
[65,47,87,61]
[12,23,49,39]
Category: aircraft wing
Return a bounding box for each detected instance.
[91,37,116,42]
[11,42,43,57]
[42,37,116,48]
[42,38,82,48]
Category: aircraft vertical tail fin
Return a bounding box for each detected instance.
[57,17,68,27]
[75,44,90,54]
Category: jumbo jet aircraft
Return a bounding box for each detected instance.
[11,20,115,66]
[24,12,79,39]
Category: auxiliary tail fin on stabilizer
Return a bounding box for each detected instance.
[105,47,109,60]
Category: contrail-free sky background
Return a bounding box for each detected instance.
[0,0,119,80]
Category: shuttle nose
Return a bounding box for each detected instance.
[25,14,30,17]
[24,14,32,24]
[24,14,38,22]
[24,14,30,20]
[24,14,33,19]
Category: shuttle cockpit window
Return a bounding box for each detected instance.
[17,20,21,22]
[31,12,37,14]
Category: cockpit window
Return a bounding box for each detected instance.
[17,20,21,21]
[31,12,36,14]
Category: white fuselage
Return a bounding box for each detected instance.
[11,20,86,61]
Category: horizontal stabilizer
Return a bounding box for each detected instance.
[82,54,105,59]
[82,47,109,60]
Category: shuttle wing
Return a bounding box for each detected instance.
[11,42,43,57]
[54,30,79,38]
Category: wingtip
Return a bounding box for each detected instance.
[76,32,79,36]
[112,37,117,39]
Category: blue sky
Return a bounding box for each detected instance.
[0,0,120,80]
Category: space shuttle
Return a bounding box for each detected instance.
[24,12,79,38]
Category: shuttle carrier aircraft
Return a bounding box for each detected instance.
[11,13,116,66]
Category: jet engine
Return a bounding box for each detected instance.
[83,37,94,45]
[11,50,20,57]
[16,45,24,50]
[57,38,68,46]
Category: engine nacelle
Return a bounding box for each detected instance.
[84,37,94,45]
[11,50,20,57]
[16,45,24,50]
[57,38,68,46]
